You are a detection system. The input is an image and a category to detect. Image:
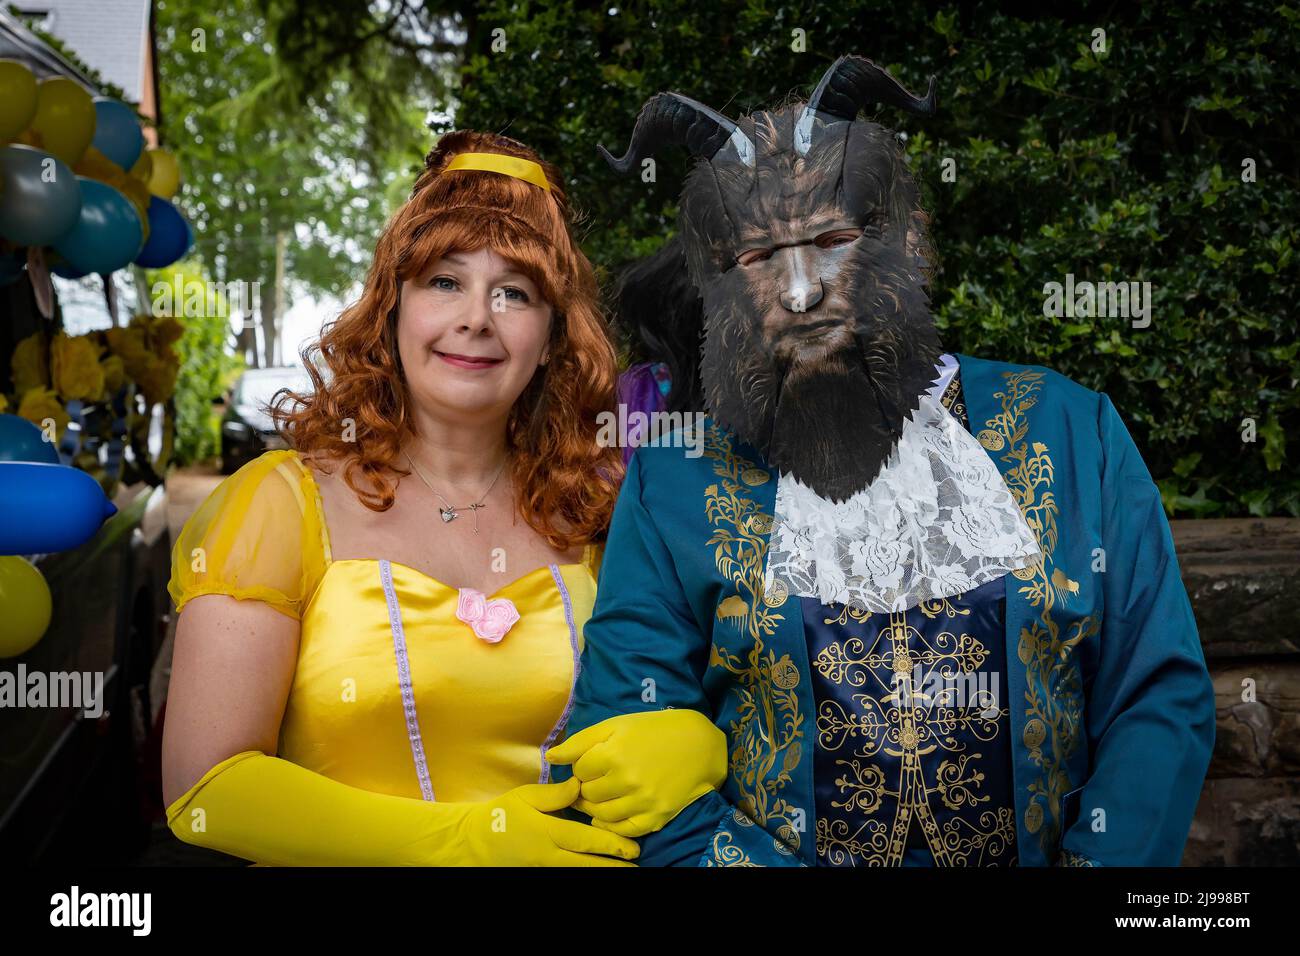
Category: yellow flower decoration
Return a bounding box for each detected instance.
[105,324,147,365]
[17,387,70,440]
[0,393,8,414]
[151,317,185,348]
[101,354,126,394]
[105,315,182,406]
[11,333,49,397]
[132,356,179,406]
[51,332,105,402]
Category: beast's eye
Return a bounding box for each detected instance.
[736,247,773,266]
[815,229,863,249]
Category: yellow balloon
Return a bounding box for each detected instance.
[145,147,180,199]
[0,555,52,658]
[30,76,96,166]
[0,60,38,142]
[129,147,153,182]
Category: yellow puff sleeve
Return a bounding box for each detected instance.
[168,450,329,620]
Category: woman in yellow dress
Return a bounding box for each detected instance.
[161,130,725,866]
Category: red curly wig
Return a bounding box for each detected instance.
[273,130,623,549]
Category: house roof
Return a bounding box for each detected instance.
[0,9,103,91]
[5,1,151,100]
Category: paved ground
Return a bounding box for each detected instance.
[164,461,226,541]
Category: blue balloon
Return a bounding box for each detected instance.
[91,98,144,171]
[0,462,117,555]
[0,145,81,247]
[0,415,59,464]
[52,177,143,276]
[134,196,192,268]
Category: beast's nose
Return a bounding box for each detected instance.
[778,246,824,312]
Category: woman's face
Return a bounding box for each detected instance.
[397,246,553,424]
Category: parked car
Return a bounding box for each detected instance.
[220,366,313,474]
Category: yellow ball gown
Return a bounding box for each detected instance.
[165,449,606,863]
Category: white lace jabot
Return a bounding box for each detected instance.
[762,354,1041,612]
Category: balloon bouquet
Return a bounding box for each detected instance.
[0,62,191,279]
[0,61,189,656]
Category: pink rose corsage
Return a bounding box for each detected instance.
[455,587,520,643]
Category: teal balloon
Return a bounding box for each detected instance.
[0,415,59,464]
[0,145,81,247]
[134,196,191,268]
[52,177,143,276]
[91,98,144,170]
[0,462,117,555]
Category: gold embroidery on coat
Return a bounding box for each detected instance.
[812,607,1010,866]
[706,830,757,866]
[703,423,804,858]
[983,369,1098,858]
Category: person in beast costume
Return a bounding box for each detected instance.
[548,55,1214,867]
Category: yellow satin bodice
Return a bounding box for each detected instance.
[169,450,600,803]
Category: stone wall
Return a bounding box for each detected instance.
[1175,518,1300,865]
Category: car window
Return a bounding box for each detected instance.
[234,370,314,408]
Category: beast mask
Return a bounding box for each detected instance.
[601,55,943,502]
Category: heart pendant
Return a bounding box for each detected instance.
[440,508,458,522]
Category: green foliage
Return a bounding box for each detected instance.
[153,0,436,303]
[254,0,461,164]
[148,260,244,464]
[453,0,1299,517]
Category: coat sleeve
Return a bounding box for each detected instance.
[554,448,802,866]
[1058,394,1216,865]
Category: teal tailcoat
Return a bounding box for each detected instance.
[558,355,1216,866]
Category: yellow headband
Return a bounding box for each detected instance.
[442,152,552,192]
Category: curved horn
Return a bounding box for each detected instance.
[599,92,755,173]
[796,55,937,154]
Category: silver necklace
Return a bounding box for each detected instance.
[404,450,508,534]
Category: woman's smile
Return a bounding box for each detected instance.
[434,349,506,370]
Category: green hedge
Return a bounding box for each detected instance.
[453,1,1297,517]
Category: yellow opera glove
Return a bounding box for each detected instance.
[545,709,727,838]
[166,751,639,867]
